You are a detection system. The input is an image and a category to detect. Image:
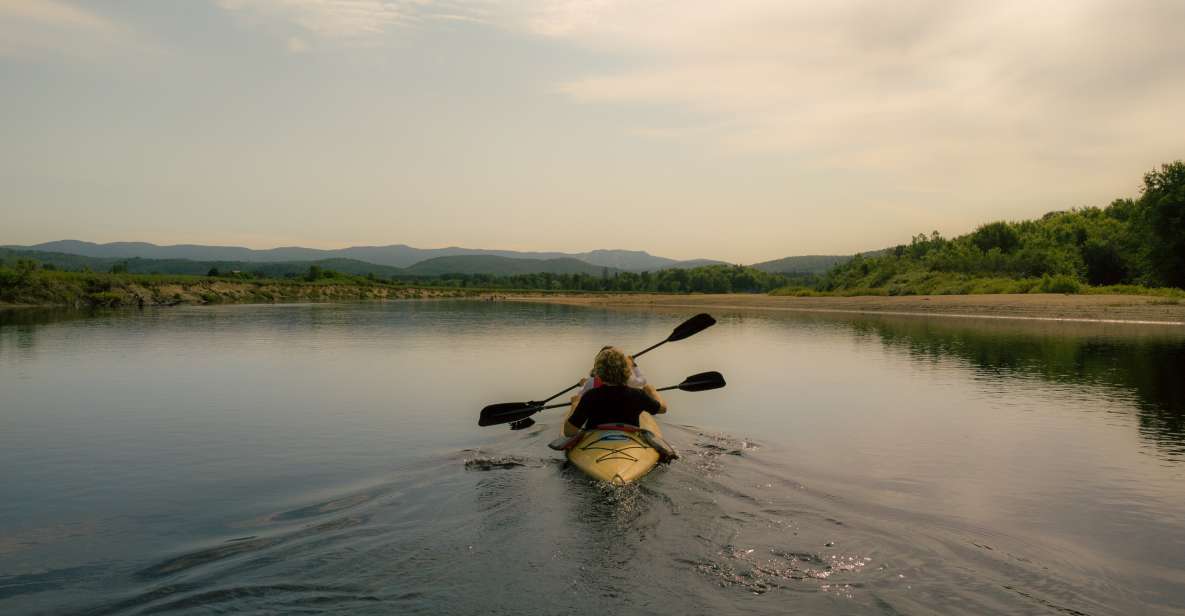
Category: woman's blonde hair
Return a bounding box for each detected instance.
[593,347,632,385]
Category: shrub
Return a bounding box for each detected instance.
[87,291,124,307]
[1038,274,1081,294]
[971,221,1021,254]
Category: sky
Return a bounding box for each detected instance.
[2,0,1183,263]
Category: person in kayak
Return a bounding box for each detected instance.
[562,346,667,437]
[575,345,651,393]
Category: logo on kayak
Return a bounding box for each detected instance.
[581,433,648,463]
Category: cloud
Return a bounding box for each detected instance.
[519,0,1185,198]
[217,0,492,45]
[0,0,113,30]
[0,0,134,58]
[286,35,310,53]
[218,0,408,39]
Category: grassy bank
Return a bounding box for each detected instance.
[771,272,1184,302]
[0,269,481,308]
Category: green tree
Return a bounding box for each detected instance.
[1142,161,1185,288]
[207,267,221,277]
[1081,239,1127,285]
[306,265,322,281]
[110,261,129,274]
[971,222,1020,254]
[14,259,39,281]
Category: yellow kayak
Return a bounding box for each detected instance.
[564,412,663,485]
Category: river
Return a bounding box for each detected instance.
[2,301,1183,614]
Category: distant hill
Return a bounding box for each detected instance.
[0,248,406,278]
[403,255,616,276]
[13,240,722,272]
[751,255,852,275]
[0,248,682,279]
[574,249,728,271]
[0,249,622,278]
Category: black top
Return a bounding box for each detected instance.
[567,385,661,429]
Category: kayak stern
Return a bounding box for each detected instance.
[565,413,663,484]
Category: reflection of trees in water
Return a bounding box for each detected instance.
[0,308,87,356]
[853,318,1185,456]
[1,307,87,328]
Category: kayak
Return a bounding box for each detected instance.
[564,412,663,485]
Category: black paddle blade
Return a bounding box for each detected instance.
[478,402,539,427]
[678,371,726,392]
[667,313,716,342]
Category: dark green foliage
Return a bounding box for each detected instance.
[15,259,38,278]
[1082,239,1126,285]
[817,160,1185,294]
[1038,274,1081,294]
[751,254,854,275]
[408,264,786,293]
[403,255,613,276]
[1142,161,1185,288]
[207,267,221,277]
[305,265,322,281]
[110,261,129,274]
[971,222,1020,254]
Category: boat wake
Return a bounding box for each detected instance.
[64,424,1113,615]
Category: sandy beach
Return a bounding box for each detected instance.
[502,292,1185,326]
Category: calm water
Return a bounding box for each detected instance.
[2,301,1184,615]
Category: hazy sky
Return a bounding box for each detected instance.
[3,1,1183,263]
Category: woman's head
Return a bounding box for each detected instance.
[593,346,632,385]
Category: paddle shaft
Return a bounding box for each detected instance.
[631,339,668,360]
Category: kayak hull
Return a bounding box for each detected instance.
[565,412,662,485]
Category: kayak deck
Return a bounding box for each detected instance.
[565,412,662,485]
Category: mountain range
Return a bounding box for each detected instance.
[16,240,726,272]
[3,240,856,276]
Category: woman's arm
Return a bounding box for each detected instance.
[643,383,667,414]
[563,393,584,436]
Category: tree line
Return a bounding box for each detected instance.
[1,257,791,295]
[398,265,790,293]
[816,161,1185,294]
[204,262,791,293]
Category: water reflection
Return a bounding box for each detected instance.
[5,302,1185,614]
[849,317,1185,458]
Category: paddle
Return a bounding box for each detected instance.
[478,371,726,428]
[476,312,716,425]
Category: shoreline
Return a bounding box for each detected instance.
[499,292,1185,326]
[5,285,1185,326]
[0,276,483,309]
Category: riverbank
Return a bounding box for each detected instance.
[0,271,479,308]
[502,292,1185,325]
[6,271,1184,325]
